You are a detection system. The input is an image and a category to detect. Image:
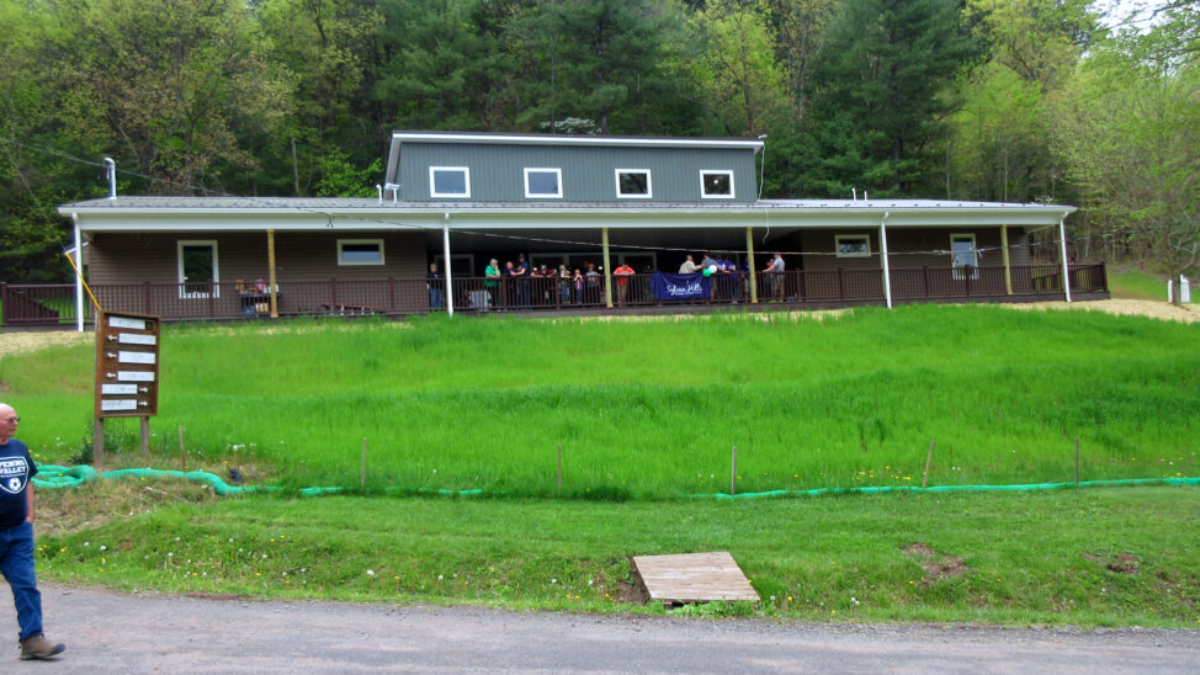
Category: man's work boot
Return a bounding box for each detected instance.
[19,634,65,660]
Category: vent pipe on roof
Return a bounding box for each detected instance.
[376,184,383,206]
[103,157,116,200]
[385,183,400,206]
[851,187,857,201]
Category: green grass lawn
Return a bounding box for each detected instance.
[34,485,1200,627]
[4,305,1199,497]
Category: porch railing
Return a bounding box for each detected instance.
[0,264,1108,328]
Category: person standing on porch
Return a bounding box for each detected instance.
[484,259,501,309]
[763,253,786,301]
[427,262,444,310]
[558,265,572,304]
[515,254,532,306]
[679,255,702,274]
[0,403,66,661]
[613,262,635,306]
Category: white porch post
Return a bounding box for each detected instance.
[879,213,893,309]
[73,217,84,332]
[1059,217,1072,303]
[443,215,454,316]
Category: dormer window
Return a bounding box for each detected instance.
[700,170,735,199]
[430,167,470,198]
[615,169,652,199]
[524,168,563,199]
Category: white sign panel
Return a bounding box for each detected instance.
[108,316,147,331]
[118,333,157,346]
[100,399,138,412]
[101,384,138,395]
[117,351,156,365]
[117,371,155,382]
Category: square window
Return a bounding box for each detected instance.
[615,169,652,198]
[524,168,563,198]
[177,240,219,299]
[338,239,385,266]
[700,171,734,198]
[835,235,871,258]
[430,167,470,198]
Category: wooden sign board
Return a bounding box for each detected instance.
[94,311,161,418]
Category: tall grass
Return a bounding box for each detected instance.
[3,305,1198,498]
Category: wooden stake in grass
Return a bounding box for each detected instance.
[93,418,105,471]
[178,426,187,473]
[140,416,150,458]
[1075,438,1080,485]
[361,437,368,489]
[731,446,738,496]
[922,440,935,488]
[557,444,563,493]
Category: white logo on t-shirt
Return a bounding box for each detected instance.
[0,456,29,495]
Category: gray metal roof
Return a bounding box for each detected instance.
[59,196,1074,213]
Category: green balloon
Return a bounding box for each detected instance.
[702,266,713,277]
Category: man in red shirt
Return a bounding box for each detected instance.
[613,262,636,306]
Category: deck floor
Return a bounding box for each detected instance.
[632,551,760,604]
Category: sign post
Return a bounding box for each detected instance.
[93,311,161,469]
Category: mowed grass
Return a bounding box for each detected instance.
[33,485,1200,627]
[3,304,1198,498]
[1109,267,1192,302]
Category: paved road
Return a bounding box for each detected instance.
[1,584,1197,673]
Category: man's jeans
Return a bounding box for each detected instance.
[0,521,42,641]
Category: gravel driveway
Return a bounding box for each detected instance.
[1,584,1196,673]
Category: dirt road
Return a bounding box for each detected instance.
[1,584,1196,673]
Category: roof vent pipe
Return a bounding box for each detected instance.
[384,182,400,206]
[851,187,857,201]
[376,184,383,206]
[864,191,868,201]
[103,157,117,200]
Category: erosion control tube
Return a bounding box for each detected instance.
[30,464,1200,499]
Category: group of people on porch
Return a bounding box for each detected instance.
[427,251,790,309]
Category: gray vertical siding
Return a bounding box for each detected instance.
[400,143,758,203]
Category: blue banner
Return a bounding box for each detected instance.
[651,272,712,301]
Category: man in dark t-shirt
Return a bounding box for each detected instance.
[0,403,65,661]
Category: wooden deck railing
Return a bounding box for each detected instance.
[0,264,1109,328]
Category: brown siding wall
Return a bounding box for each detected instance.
[87,231,428,284]
[800,227,1028,271]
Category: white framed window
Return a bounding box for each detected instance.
[700,170,735,199]
[338,239,385,266]
[524,168,563,199]
[177,240,219,299]
[615,169,652,199]
[835,234,871,258]
[429,166,471,198]
[951,233,979,279]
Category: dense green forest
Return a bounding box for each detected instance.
[1,0,1196,282]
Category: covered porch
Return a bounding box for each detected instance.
[27,197,1103,329]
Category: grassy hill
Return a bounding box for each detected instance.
[3,304,1197,497]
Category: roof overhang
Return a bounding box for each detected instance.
[60,199,1075,234]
